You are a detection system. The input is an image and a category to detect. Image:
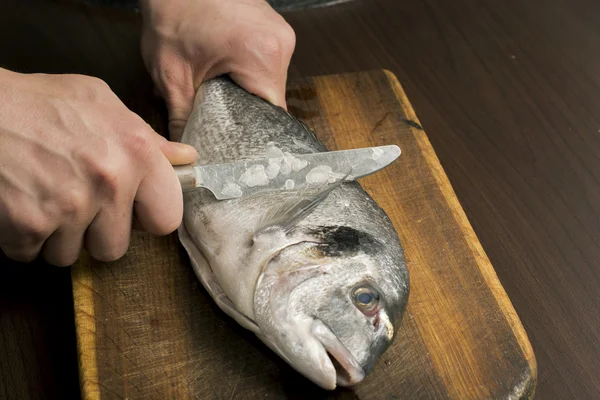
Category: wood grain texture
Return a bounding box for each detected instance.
[71,70,536,399]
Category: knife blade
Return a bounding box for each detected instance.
[174,144,400,200]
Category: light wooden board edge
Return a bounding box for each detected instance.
[382,69,538,397]
[71,251,100,400]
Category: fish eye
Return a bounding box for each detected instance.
[358,292,373,304]
[352,286,380,312]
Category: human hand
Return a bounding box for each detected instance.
[139,0,296,140]
[0,69,198,266]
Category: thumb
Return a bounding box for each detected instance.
[163,83,196,142]
[154,134,198,165]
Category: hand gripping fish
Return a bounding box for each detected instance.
[177,77,410,390]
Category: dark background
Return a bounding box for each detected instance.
[1,0,599,398]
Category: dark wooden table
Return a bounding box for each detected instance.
[0,0,598,399]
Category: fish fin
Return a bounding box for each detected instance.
[256,172,350,234]
[177,223,262,335]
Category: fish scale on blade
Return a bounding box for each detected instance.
[177,76,409,390]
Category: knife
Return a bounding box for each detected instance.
[174,144,400,200]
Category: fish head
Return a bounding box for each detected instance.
[254,228,409,390]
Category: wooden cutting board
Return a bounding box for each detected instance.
[71,70,536,399]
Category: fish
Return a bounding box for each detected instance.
[177,76,410,390]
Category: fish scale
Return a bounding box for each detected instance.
[185,82,324,165]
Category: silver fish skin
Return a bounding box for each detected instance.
[177,77,409,390]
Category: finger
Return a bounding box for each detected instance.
[84,200,133,263]
[42,224,87,267]
[0,211,51,264]
[230,69,288,109]
[155,135,198,165]
[133,148,183,236]
[1,242,44,264]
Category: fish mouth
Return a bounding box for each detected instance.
[311,319,365,388]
